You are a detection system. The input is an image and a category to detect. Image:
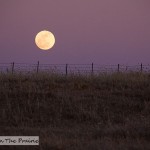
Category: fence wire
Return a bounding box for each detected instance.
[0,63,149,75]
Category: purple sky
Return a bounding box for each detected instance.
[0,0,150,64]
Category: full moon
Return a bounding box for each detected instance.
[35,30,55,50]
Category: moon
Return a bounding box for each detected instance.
[35,30,55,50]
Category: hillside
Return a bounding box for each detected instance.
[0,72,150,150]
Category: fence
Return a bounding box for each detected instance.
[0,62,150,75]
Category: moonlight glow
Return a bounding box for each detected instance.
[35,30,55,50]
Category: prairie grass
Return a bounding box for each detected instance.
[0,72,150,150]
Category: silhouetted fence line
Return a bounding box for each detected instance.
[0,62,150,75]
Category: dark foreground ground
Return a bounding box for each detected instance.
[0,72,150,150]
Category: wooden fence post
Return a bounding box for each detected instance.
[12,62,14,74]
[92,63,94,74]
[66,64,68,76]
[141,63,143,72]
[37,61,39,73]
[118,64,120,72]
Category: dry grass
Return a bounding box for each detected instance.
[0,72,150,150]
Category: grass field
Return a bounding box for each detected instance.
[0,72,150,150]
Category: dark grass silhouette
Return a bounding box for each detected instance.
[0,72,150,150]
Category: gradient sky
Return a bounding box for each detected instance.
[0,0,150,64]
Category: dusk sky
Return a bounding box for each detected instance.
[0,0,150,64]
